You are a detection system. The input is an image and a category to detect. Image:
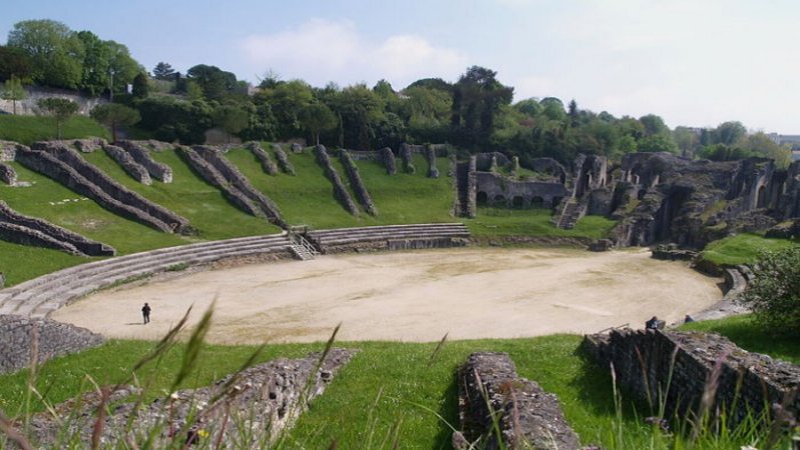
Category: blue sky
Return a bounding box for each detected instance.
[4,0,800,133]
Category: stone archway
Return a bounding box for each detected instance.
[757,185,767,209]
[531,196,544,208]
[477,191,488,205]
[493,194,506,206]
[512,196,525,209]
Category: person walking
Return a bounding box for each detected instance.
[142,302,151,324]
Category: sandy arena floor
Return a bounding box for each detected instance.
[52,247,723,344]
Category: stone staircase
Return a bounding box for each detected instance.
[288,233,319,261]
[552,197,586,230]
[307,223,470,254]
[0,233,295,319]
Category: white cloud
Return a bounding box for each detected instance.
[239,19,467,89]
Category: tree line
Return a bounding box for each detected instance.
[0,19,791,167]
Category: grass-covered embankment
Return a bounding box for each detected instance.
[699,233,798,266]
[0,115,109,144]
[467,206,617,240]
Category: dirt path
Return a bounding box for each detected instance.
[52,248,722,344]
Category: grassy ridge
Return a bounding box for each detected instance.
[0,334,650,449]
[699,233,798,266]
[0,322,789,448]
[0,115,109,144]
[467,206,617,239]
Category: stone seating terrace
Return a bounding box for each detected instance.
[0,233,295,319]
[307,223,470,253]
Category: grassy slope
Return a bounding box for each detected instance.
[679,314,800,364]
[0,148,279,286]
[467,207,617,239]
[80,148,279,240]
[0,335,657,449]
[699,233,798,266]
[0,115,109,144]
[226,148,455,229]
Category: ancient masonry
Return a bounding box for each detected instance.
[116,140,174,182]
[379,146,397,175]
[455,352,581,450]
[339,150,378,215]
[28,349,356,447]
[0,201,115,256]
[15,142,190,233]
[0,162,16,185]
[425,145,440,178]
[307,223,469,254]
[103,143,152,185]
[246,141,279,175]
[178,145,286,227]
[0,233,296,318]
[583,329,800,429]
[272,143,296,175]
[399,143,417,174]
[0,315,104,374]
[314,145,359,216]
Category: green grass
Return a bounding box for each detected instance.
[226,148,455,229]
[0,334,659,449]
[0,115,109,144]
[467,207,617,239]
[81,147,279,240]
[0,240,86,286]
[679,314,800,364]
[1,329,788,449]
[699,233,798,266]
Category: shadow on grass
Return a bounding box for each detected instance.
[433,370,460,449]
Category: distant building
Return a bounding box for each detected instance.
[767,133,800,160]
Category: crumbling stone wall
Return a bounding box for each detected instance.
[70,138,107,153]
[273,144,296,175]
[573,154,608,197]
[117,140,173,182]
[379,147,396,175]
[315,145,359,215]
[399,143,416,174]
[475,152,511,172]
[29,348,356,447]
[0,163,16,185]
[475,172,569,209]
[583,329,800,428]
[245,141,278,175]
[425,145,439,178]
[456,352,581,450]
[0,140,19,161]
[0,200,115,256]
[524,158,568,184]
[340,150,377,215]
[0,315,104,374]
[179,146,285,227]
[103,144,152,185]
[16,144,190,233]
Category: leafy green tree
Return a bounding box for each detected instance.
[36,97,79,139]
[106,40,141,99]
[514,98,542,117]
[132,72,149,98]
[1,76,27,114]
[402,86,452,143]
[135,96,212,144]
[90,103,140,142]
[7,19,85,89]
[450,66,513,149]
[540,97,566,121]
[76,30,111,96]
[745,132,791,168]
[673,126,700,158]
[741,247,800,335]
[187,64,237,100]
[715,121,747,146]
[255,79,314,139]
[330,84,385,150]
[152,62,175,80]
[639,114,670,137]
[299,102,337,145]
[0,46,32,82]
[213,103,249,142]
[637,134,678,154]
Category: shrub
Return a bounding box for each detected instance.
[740,247,800,334]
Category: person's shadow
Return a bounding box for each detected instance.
[125,322,145,325]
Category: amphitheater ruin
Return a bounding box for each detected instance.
[0,138,798,448]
